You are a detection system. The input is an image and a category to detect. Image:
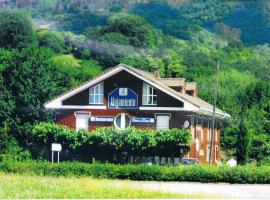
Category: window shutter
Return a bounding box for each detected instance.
[76,114,89,131]
[156,115,170,130]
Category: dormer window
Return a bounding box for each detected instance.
[89,82,104,104]
[142,83,157,105]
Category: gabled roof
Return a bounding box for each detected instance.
[45,63,231,119]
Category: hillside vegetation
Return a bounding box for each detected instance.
[0,1,269,164]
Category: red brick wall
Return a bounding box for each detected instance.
[56,109,191,131]
[55,109,220,164]
[188,120,220,165]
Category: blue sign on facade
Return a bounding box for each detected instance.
[131,117,155,123]
[108,88,138,109]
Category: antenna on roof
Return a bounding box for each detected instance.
[209,60,220,165]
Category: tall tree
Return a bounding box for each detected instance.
[0,46,60,146]
[236,115,249,165]
[0,11,35,49]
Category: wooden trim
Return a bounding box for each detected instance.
[139,107,186,111]
[60,105,106,109]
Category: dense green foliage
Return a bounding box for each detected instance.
[86,13,160,48]
[0,1,270,164]
[0,11,35,49]
[29,123,191,161]
[1,161,270,184]
[37,30,66,53]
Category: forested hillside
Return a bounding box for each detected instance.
[0,0,269,164]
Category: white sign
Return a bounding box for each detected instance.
[132,117,155,123]
[51,143,62,152]
[90,116,114,122]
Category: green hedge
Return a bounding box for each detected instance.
[0,161,270,184]
[30,123,191,160]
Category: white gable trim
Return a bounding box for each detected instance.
[140,107,191,111]
[61,105,106,110]
[123,67,198,111]
[45,64,198,111]
[45,66,125,109]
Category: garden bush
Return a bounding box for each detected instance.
[0,161,269,184]
[30,123,191,161]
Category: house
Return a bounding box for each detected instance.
[45,63,230,164]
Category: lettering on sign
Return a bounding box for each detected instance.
[108,88,138,109]
[90,116,114,122]
[131,117,155,123]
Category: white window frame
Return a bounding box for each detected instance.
[75,112,90,132]
[114,113,131,130]
[89,82,104,105]
[142,83,157,106]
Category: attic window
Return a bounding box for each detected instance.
[142,83,157,105]
[89,82,104,104]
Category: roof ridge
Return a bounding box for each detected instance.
[158,77,186,80]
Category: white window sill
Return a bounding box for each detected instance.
[60,105,106,109]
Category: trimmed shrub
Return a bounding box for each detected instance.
[30,123,192,161]
[0,161,270,184]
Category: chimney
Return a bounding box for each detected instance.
[185,82,197,97]
[153,65,159,79]
[181,81,186,94]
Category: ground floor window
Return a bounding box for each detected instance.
[114,113,131,130]
[215,145,218,161]
[156,114,170,130]
[206,145,211,162]
[76,113,90,131]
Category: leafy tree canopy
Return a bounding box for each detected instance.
[0,11,35,49]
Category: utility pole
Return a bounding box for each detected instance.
[209,61,220,165]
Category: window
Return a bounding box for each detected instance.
[208,127,212,141]
[114,113,131,130]
[206,145,211,162]
[199,149,204,156]
[215,145,218,161]
[142,83,157,105]
[76,113,89,131]
[89,82,104,104]
[207,120,211,141]
[156,115,170,130]
[215,129,218,141]
[202,130,204,141]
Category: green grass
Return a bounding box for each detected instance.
[0,173,217,199]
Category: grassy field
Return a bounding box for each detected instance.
[0,173,216,199]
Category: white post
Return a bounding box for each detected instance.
[52,151,54,163]
[57,152,60,163]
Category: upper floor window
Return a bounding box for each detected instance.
[142,83,157,105]
[89,82,104,104]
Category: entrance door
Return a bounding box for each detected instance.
[156,115,170,130]
[76,113,89,131]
